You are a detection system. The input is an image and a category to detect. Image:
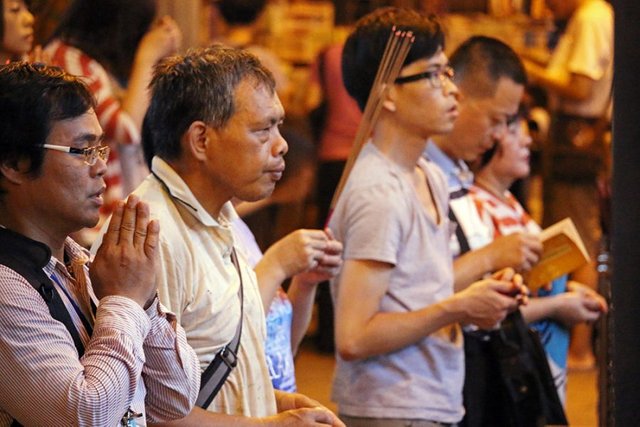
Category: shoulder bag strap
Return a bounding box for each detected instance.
[448,203,471,255]
[0,229,87,427]
[0,229,85,357]
[196,248,244,409]
[150,172,246,409]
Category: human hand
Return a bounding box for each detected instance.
[264,228,343,282]
[262,408,345,426]
[491,267,529,306]
[456,275,523,330]
[552,289,606,328]
[294,228,343,286]
[564,280,609,320]
[275,390,324,411]
[90,195,159,308]
[136,15,182,65]
[566,281,608,311]
[489,233,543,273]
[271,391,345,426]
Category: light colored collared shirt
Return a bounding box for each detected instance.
[129,157,277,417]
[425,141,492,256]
[424,140,473,196]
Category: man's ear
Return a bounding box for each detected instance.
[185,121,210,161]
[382,85,398,112]
[0,158,31,185]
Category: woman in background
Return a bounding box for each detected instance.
[1,0,35,63]
[469,111,608,403]
[45,0,181,246]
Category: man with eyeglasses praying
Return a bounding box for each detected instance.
[0,62,200,426]
[328,9,526,426]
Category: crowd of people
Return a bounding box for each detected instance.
[0,0,611,426]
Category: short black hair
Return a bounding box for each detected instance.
[0,62,95,190]
[143,45,275,164]
[341,7,445,111]
[450,35,526,99]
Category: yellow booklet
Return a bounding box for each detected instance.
[524,218,591,291]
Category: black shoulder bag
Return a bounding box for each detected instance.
[448,208,568,427]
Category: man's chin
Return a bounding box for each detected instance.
[83,214,101,230]
[236,187,275,203]
[461,152,481,163]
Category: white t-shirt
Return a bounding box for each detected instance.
[547,0,613,117]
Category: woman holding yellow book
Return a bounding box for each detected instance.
[469,109,607,403]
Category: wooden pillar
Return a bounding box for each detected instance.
[609,0,640,425]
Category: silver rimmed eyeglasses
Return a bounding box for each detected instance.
[39,144,110,166]
[395,66,455,88]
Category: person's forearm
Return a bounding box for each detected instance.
[524,59,593,102]
[254,253,288,312]
[149,406,262,427]
[121,54,156,130]
[336,298,464,361]
[519,296,560,324]
[287,276,319,354]
[142,299,200,422]
[0,286,151,426]
[453,248,493,292]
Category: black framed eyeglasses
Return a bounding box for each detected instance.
[395,66,455,88]
[39,144,110,166]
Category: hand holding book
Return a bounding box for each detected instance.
[524,218,590,292]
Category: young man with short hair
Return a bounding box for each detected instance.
[329,9,525,426]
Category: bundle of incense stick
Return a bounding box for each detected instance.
[327,29,415,221]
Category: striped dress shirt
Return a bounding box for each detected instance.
[0,238,200,426]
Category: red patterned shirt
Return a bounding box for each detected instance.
[469,184,540,238]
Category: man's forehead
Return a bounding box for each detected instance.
[404,49,447,70]
[49,110,103,141]
[234,81,282,115]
